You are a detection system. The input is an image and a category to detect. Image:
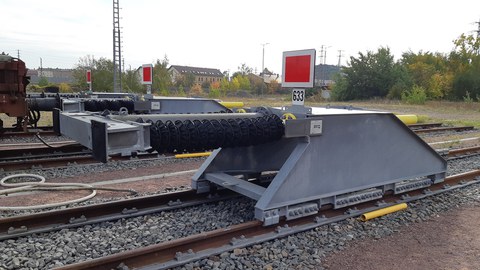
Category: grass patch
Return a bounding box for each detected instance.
[416,115,430,123]
[442,119,480,128]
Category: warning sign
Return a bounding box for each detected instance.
[281,49,315,88]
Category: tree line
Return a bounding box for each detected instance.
[68,56,282,97]
[332,33,480,103]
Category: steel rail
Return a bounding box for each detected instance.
[55,170,480,270]
[414,126,475,134]
[0,142,83,159]
[0,152,173,172]
[0,127,54,138]
[0,155,96,171]
[407,123,443,129]
[447,145,480,157]
[3,143,478,172]
[0,189,238,241]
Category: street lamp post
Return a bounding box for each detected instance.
[261,43,270,77]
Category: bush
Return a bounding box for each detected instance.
[177,85,186,97]
[401,85,427,104]
[387,82,407,99]
[190,84,203,96]
[331,73,350,101]
[58,83,73,93]
[159,89,170,96]
[208,88,221,98]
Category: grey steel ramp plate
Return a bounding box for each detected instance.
[205,173,266,200]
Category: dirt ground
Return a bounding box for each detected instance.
[0,159,201,208]
[323,205,480,270]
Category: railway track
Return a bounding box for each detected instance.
[0,140,182,171]
[0,189,239,241]
[0,141,82,157]
[0,151,172,171]
[407,123,442,129]
[52,169,480,270]
[446,145,480,160]
[1,142,478,172]
[413,125,475,134]
[0,127,55,137]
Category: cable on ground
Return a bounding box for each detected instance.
[0,173,136,211]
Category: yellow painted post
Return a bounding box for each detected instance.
[360,203,408,221]
[174,152,212,159]
[219,102,244,109]
[396,115,418,125]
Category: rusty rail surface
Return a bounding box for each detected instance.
[407,123,443,129]
[447,146,480,157]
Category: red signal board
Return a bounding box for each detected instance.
[86,70,91,83]
[281,49,315,88]
[142,64,153,84]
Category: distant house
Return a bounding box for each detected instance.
[27,68,74,84]
[259,68,280,84]
[168,65,223,85]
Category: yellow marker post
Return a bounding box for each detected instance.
[360,203,408,221]
[174,152,212,159]
[219,102,244,109]
[395,114,418,125]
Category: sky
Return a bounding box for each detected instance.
[2,0,480,76]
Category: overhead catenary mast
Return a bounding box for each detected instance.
[475,18,480,38]
[113,0,122,93]
[337,50,344,67]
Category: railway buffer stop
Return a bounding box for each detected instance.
[192,49,447,225]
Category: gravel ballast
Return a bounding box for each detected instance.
[0,153,479,269]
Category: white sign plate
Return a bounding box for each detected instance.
[151,101,160,110]
[292,89,305,105]
[310,120,323,135]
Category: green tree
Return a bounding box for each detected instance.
[400,51,450,99]
[331,72,349,101]
[122,67,142,93]
[236,75,250,90]
[38,76,49,87]
[72,55,113,92]
[220,77,230,95]
[331,47,399,100]
[452,61,480,100]
[153,55,172,94]
[387,64,413,99]
[92,58,114,91]
[450,34,480,99]
[232,63,253,77]
[230,77,240,91]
